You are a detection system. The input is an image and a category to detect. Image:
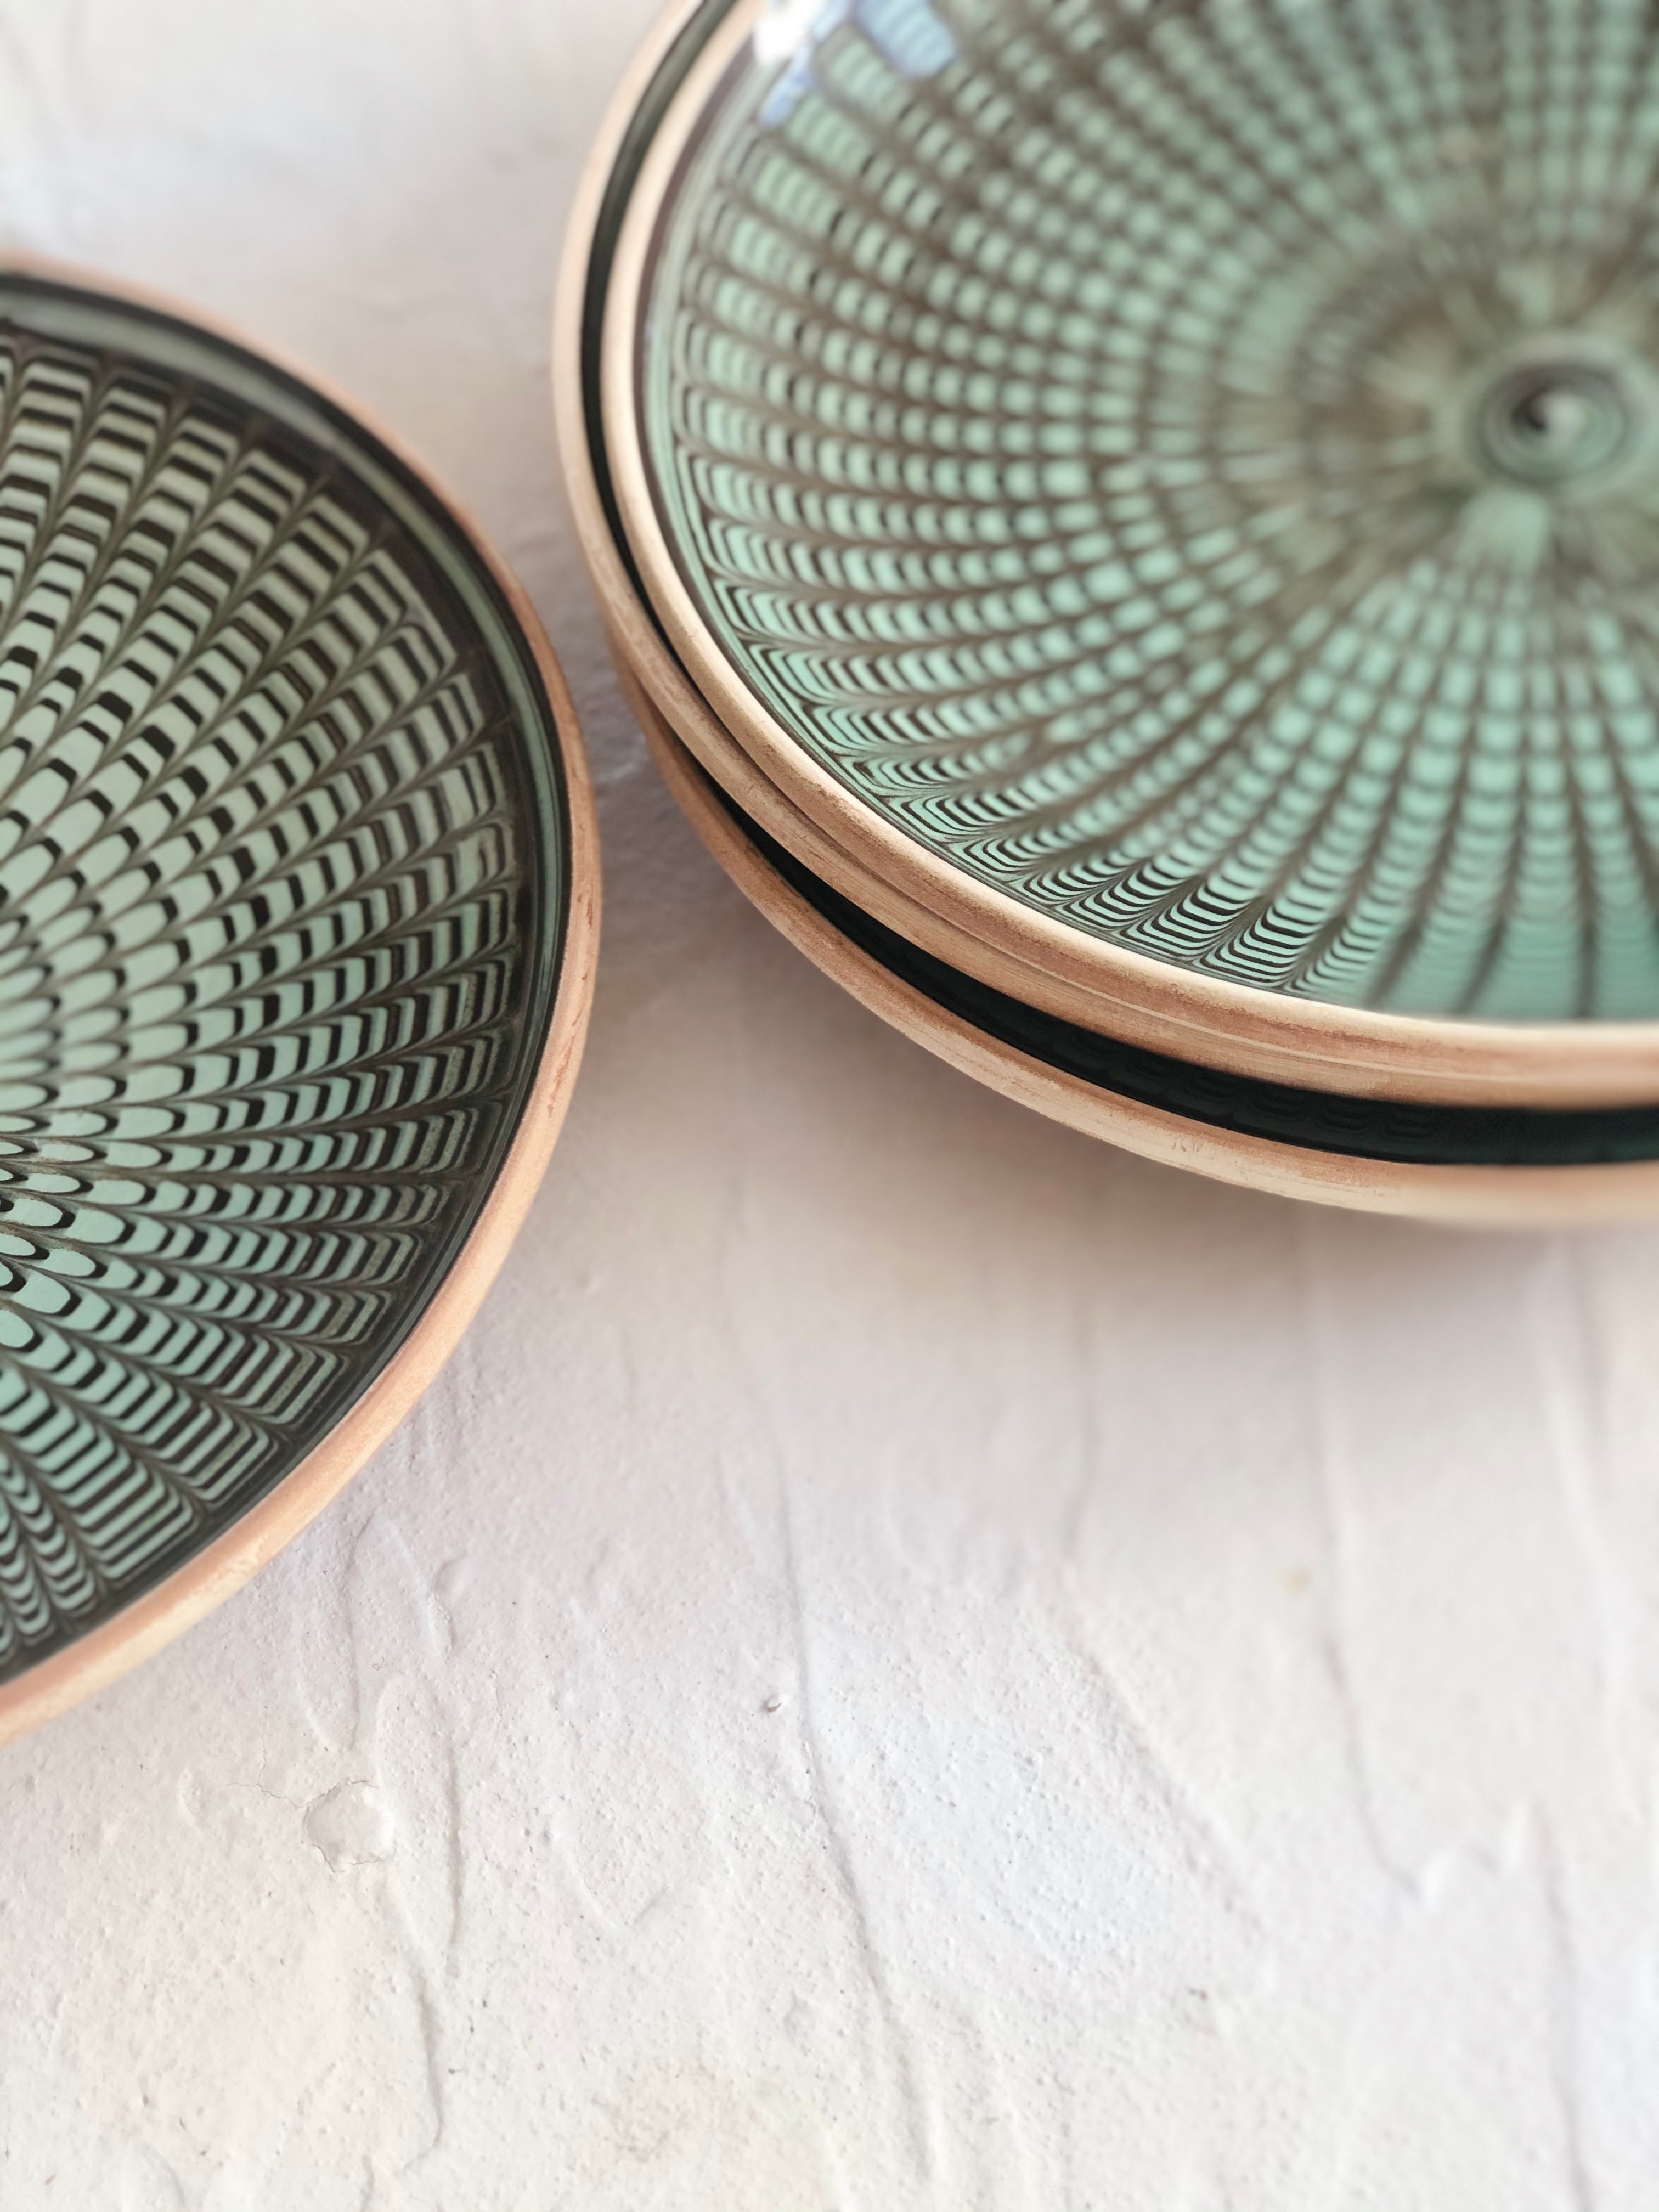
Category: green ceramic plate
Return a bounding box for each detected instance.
[607,0,1659,1047]
[565,0,1659,1201]
[0,273,594,1732]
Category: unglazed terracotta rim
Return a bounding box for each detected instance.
[627,666,1659,1224]
[587,0,1659,1110]
[0,258,601,1748]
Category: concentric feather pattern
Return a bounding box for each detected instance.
[0,280,565,1677]
[639,0,1659,1018]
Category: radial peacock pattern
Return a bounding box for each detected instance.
[640,0,1659,1018]
[0,283,563,1678]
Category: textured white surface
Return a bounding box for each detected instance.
[2,5,1659,2207]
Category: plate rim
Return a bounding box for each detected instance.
[625,662,1659,1223]
[583,0,1659,1109]
[0,259,600,1746]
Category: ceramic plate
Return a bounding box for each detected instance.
[594,0,1659,1105]
[567,0,1409,1098]
[0,272,597,1740]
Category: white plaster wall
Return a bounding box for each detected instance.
[1,5,1658,2207]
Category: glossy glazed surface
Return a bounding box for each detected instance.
[0,278,571,1682]
[630,0,1659,1022]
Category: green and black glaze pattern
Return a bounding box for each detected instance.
[639,0,1659,1019]
[0,278,569,1677]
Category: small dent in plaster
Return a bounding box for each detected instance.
[304,1780,397,1869]
[763,1694,786,1713]
[433,1556,471,1609]
[1175,1985,1233,2039]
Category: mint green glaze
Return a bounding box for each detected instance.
[0,279,568,1679]
[639,0,1659,1018]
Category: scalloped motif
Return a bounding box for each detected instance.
[640,0,1659,1018]
[0,287,562,1676]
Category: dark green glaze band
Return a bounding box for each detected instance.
[583,0,740,606]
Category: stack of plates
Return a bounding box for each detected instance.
[560,0,1659,1221]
